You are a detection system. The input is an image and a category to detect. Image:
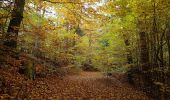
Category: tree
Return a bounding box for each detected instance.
[139,32,149,71]
[3,0,25,48]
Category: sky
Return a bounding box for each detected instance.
[43,0,106,18]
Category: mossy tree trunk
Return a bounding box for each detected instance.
[25,60,36,80]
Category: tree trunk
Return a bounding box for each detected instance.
[25,60,36,80]
[151,0,158,67]
[3,0,25,48]
[159,33,164,67]
[167,33,170,67]
[139,32,149,71]
[124,39,133,64]
[168,41,170,67]
[159,41,164,67]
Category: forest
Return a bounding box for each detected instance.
[0,0,170,99]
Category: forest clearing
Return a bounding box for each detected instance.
[0,0,170,99]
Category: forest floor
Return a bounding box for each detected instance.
[0,66,152,100]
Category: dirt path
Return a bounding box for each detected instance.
[28,72,151,100]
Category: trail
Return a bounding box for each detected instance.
[28,72,151,100]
